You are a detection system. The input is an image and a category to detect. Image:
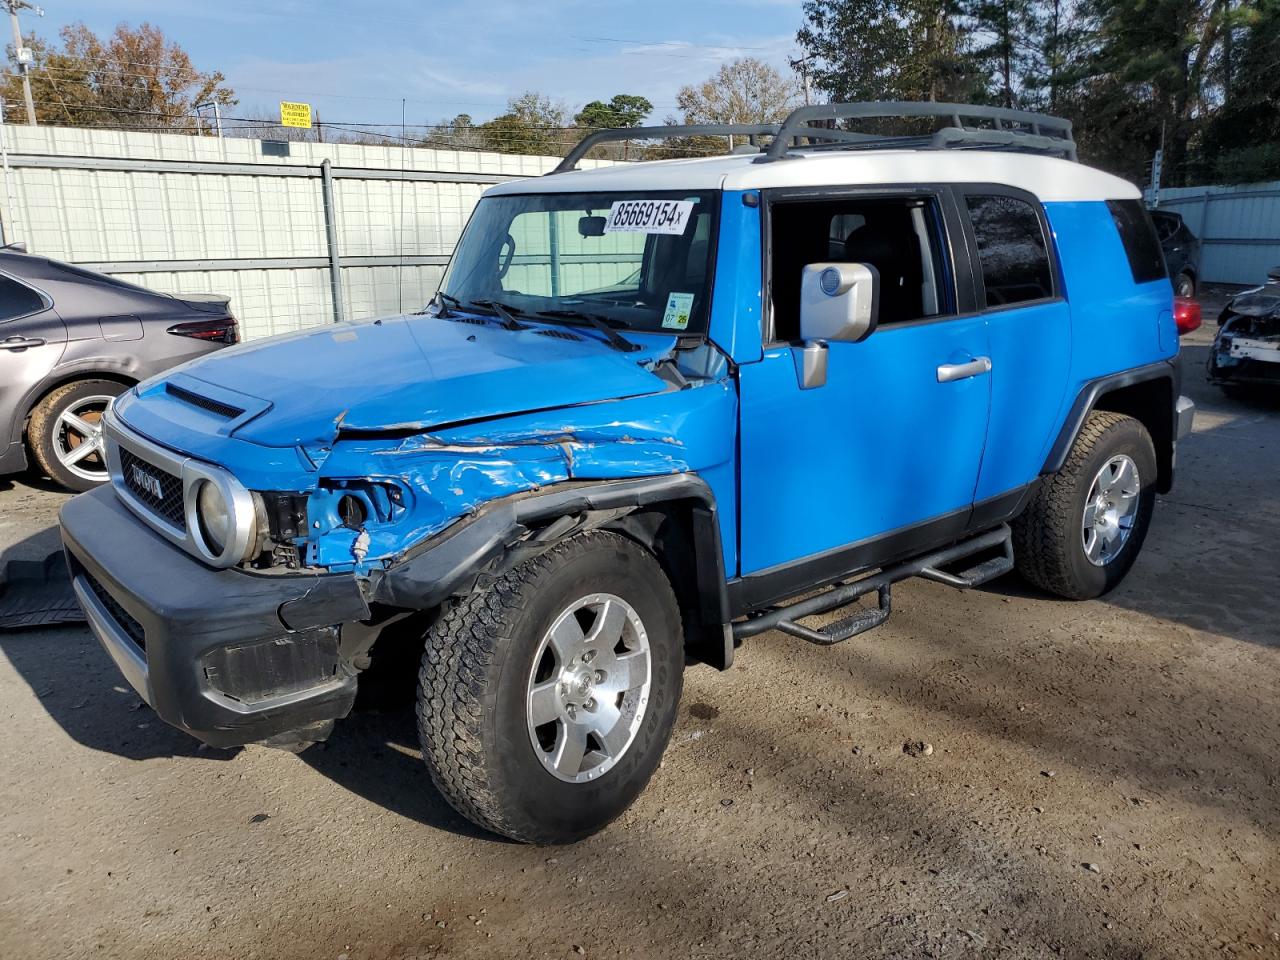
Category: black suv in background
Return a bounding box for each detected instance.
[0,249,236,491]
[1150,210,1202,298]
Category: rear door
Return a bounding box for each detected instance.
[736,188,992,579]
[956,188,1071,511]
[0,272,66,456]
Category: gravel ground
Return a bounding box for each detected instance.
[2,293,1278,959]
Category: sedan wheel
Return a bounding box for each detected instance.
[52,396,114,483]
[28,379,125,492]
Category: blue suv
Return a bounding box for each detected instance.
[60,103,1194,844]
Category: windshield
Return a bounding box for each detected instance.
[439,190,719,335]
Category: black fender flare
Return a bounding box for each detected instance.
[1041,359,1179,486]
[368,474,732,659]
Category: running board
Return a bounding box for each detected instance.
[732,524,1014,646]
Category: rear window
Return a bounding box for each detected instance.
[965,194,1054,307]
[0,274,46,320]
[1107,200,1167,284]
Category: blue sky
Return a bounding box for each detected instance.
[27,0,805,130]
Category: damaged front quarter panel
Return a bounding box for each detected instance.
[307,374,738,571]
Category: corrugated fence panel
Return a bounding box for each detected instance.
[1153,181,1280,285]
[0,125,607,338]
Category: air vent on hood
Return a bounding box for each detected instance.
[165,382,244,419]
[447,315,487,326]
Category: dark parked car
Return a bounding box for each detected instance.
[0,248,236,490]
[1150,209,1201,297]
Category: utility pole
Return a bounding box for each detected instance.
[4,1,41,126]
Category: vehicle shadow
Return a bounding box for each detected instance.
[982,341,1280,650]
[0,521,493,837]
[297,625,504,842]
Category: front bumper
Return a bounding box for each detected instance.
[61,485,370,748]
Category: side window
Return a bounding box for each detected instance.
[1150,212,1179,243]
[1107,199,1167,284]
[965,194,1054,307]
[769,196,954,340]
[0,275,46,321]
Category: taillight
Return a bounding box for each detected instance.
[1173,297,1201,335]
[167,317,239,344]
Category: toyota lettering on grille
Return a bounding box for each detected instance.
[130,463,165,500]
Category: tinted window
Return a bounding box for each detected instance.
[0,274,46,320]
[1150,211,1181,243]
[966,194,1054,307]
[1107,199,1167,284]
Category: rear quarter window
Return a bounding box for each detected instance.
[1107,200,1167,284]
[965,194,1054,307]
[0,274,47,320]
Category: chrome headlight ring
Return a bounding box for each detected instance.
[182,460,261,567]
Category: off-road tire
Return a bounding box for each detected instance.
[28,379,125,492]
[416,530,683,844]
[1013,411,1156,600]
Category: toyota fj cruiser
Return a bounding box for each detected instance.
[61,102,1195,844]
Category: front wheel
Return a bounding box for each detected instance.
[416,530,683,843]
[1013,411,1157,600]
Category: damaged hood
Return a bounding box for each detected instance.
[1227,280,1280,319]
[133,313,679,448]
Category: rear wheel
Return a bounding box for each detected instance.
[416,530,683,843]
[1174,271,1195,298]
[28,379,125,492]
[1013,411,1156,599]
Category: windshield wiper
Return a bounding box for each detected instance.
[467,298,526,331]
[537,309,642,353]
[423,290,460,317]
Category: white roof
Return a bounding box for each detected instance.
[485,149,1140,203]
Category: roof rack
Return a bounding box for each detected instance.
[551,123,781,174]
[550,102,1076,174]
[759,101,1076,163]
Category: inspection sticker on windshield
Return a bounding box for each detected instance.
[662,292,695,330]
[605,199,694,235]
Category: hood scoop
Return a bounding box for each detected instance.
[164,382,244,420]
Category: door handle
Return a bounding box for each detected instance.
[936,356,992,382]
[2,336,46,351]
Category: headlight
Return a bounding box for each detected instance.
[183,466,261,567]
[196,480,230,555]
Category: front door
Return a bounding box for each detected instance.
[737,190,991,579]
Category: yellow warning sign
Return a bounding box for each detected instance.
[279,101,312,129]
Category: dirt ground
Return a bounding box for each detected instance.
[2,291,1278,960]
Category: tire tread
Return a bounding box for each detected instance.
[1013,410,1140,598]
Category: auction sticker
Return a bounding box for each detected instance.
[605,199,694,234]
[662,292,695,330]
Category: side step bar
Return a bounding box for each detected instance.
[732,524,1015,646]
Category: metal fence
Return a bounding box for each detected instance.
[1150,181,1280,286]
[0,125,606,340]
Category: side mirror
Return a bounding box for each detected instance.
[800,263,880,343]
[792,263,879,390]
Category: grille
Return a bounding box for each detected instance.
[165,382,243,419]
[119,448,186,530]
[82,570,145,650]
[536,328,583,342]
